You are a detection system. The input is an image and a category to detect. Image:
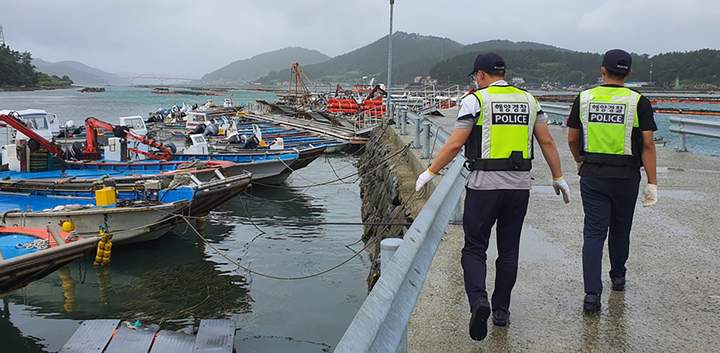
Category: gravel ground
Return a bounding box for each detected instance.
[399,109,720,352]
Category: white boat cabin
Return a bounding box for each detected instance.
[0,109,60,142]
[104,116,150,161]
[119,115,148,136]
[178,134,209,155]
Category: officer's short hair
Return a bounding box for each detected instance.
[483,69,506,78]
[606,69,629,81]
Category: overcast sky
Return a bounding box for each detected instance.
[1,0,718,78]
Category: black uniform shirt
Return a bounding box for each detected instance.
[566,84,657,180]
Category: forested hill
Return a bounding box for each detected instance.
[254,35,576,85]
[430,48,720,86]
[453,39,570,56]
[257,32,465,85]
[0,44,73,88]
[0,44,36,86]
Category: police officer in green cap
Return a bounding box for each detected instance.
[566,49,658,313]
[415,52,570,341]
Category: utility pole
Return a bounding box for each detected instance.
[649,62,653,82]
[386,0,394,120]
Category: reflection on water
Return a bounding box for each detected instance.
[0,299,44,353]
[0,155,368,352]
[4,231,251,330]
[580,291,629,352]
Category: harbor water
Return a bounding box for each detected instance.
[0,87,370,352]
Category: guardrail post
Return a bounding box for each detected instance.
[450,197,464,225]
[677,133,688,152]
[412,117,422,149]
[380,238,407,353]
[387,102,395,124]
[400,110,408,135]
[421,122,431,159]
[394,105,402,130]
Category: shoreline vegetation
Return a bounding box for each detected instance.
[0,84,76,92]
[1,43,75,91]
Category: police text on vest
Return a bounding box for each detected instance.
[588,103,626,124]
[491,102,530,125]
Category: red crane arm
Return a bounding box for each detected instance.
[83,117,173,161]
[0,113,65,159]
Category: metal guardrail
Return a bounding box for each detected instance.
[389,85,464,114]
[540,102,572,118]
[335,108,465,353]
[669,117,720,152]
[334,141,465,353]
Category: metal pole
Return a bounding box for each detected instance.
[412,117,422,149]
[421,121,431,159]
[393,104,402,129]
[386,0,394,121]
[677,133,688,152]
[380,237,406,353]
[47,224,66,245]
[400,110,408,135]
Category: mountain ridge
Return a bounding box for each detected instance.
[201,47,331,84]
[254,33,567,84]
[31,58,120,85]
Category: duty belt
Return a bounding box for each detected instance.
[582,153,640,167]
[465,159,532,171]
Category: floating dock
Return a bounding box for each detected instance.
[59,319,236,353]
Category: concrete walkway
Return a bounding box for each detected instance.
[397,108,720,352]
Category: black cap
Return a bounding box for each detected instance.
[602,49,632,74]
[468,52,506,76]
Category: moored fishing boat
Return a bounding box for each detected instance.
[0,197,190,244]
[173,134,323,184]
[0,225,98,294]
[0,169,253,218]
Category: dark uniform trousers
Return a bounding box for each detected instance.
[580,176,640,295]
[462,188,529,313]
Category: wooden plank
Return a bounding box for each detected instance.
[59,319,120,353]
[191,319,236,353]
[149,330,195,353]
[104,324,160,353]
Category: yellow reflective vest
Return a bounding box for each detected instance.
[465,85,538,171]
[579,86,641,166]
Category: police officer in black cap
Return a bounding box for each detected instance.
[566,49,658,313]
[416,52,570,340]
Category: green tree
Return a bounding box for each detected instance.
[0,44,39,86]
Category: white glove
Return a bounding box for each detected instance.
[641,184,657,207]
[576,161,583,174]
[415,169,436,191]
[552,177,570,204]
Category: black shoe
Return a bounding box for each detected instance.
[469,298,491,341]
[492,310,510,327]
[583,293,601,313]
[611,277,625,291]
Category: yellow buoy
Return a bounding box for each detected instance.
[62,221,75,232]
[94,229,113,266]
